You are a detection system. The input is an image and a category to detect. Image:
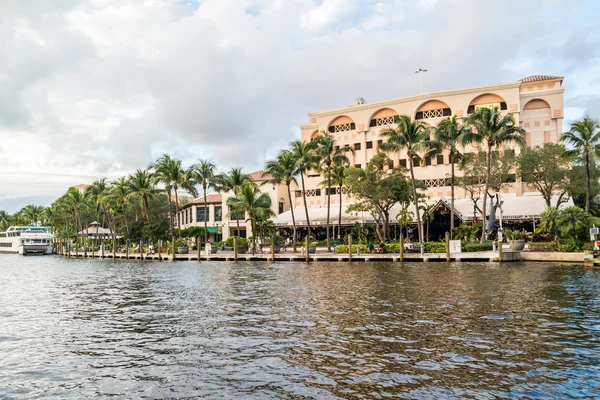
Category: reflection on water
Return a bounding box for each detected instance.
[1,257,600,398]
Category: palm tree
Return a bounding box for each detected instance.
[0,210,11,230]
[320,160,348,242]
[314,132,352,251]
[85,178,110,243]
[216,168,251,236]
[563,117,600,214]
[290,140,318,238]
[192,159,217,245]
[264,150,299,251]
[152,154,184,234]
[433,115,469,234]
[380,115,430,243]
[127,169,155,221]
[227,182,273,254]
[111,177,131,237]
[463,106,525,242]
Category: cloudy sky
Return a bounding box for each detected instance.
[1,0,599,212]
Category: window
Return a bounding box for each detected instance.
[377,139,383,147]
[415,108,451,120]
[328,122,356,133]
[295,190,302,198]
[467,102,507,114]
[327,187,337,195]
[503,174,516,183]
[369,115,398,127]
[215,205,222,222]
[413,157,421,167]
[185,209,189,224]
[334,145,340,151]
[354,143,361,150]
[399,159,407,168]
[279,202,284,214]
[315,189,321,196]
[425,157,432,166]
[387,159,394,169]
[366,141,373,149]
[437,154,444,165]
[196,207,205,222]
[355,164,362,169]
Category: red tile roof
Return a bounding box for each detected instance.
[247,170,273,181]
[190,193,222,205]
[520,75,563,83]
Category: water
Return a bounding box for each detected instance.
[1,257,600,399]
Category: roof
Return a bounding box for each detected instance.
[520,75,563,84]
[71,184,90,190]
[189,193,222,205]
[247,170,273,182]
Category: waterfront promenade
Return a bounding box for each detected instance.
[58,247,585,263]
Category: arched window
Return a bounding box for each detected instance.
[523,99,550,110]
[369,108,399,127]
[415,100,451,120]
[328,116,356,133]
[468,93,507,114]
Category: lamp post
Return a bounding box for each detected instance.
[415,68,428,94]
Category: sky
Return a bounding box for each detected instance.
[1,0,599,213]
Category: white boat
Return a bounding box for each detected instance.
[0,225,54,255]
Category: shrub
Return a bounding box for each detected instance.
[453,222,482,241]
[462,241,493,252]
[225,236,248,248]
[504,229,524,241]
[528,242,557,252]
[335,245,368,254]
[421,242,446,253]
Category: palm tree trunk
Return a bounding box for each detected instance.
[203,183,208,246]
[450,153,455,235]
[408,158,423,243]
[481,144,492,243]
[121,202,130,236]
[174,185,181,235]
[338,184,342,240]
[301,173,312,238]
[585,150,591,214]
[167,191,173,237]
[326,166,332,251]
[287,184,297,252]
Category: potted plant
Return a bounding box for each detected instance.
[176,240,189,254]
[226,236,248,254]
[505,229,526,251]
[264,235,284,253]
[308,241,317,254]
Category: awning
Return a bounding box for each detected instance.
[207,227,218,234]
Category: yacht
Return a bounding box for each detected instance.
[0,225,54,255]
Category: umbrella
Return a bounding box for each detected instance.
[487,196,496,234]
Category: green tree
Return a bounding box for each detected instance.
[110,177,131,236]
[433,115,469,233]
[151,154,184,233]
[215,168,251,235]
[344,153,412,242]
[566,164,600,215]
[314,132,352,251]
[264,150,299,251]
[192,159,217,245]
[517,143,573,208]
[380,114,431,242]
[562,117,600,214]
[290,140,318,237]
[463,106,525,242]
[226,182,273,254]
[127,169,156,221]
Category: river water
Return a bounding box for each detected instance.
[1,256,599,399]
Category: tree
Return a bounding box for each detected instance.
[433,115,469,233]
[562,117,600,214]
[264,150,299,251]
[215,168,251,236]
[290,140,318,238]
[314,132,352,251]
[192,159,216,246]
[127,169,156,221]
[327,161,348,241]
[517,143,573,208]
[566,164,600,215]
[151,154,184,234]
[344,153,412,242]
[111,177,131,236]
[463,106,525,242]
[226,182,273,254]
[0,210,11,230]
[458,150,516,218]
[380,114,431,242]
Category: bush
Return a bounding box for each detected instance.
[528,242,557,252]
[504,229,524,241]
[225,236,248,248]
[453,222,482,241]
[462,241,493,252]
[335,245,368,254]
[421,242,446,253]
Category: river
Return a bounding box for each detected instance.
[1,256,599,399]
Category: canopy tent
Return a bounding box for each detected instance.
[272,193,573,227]
[78,222,120,238]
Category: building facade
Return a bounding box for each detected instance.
[296,75,564,203]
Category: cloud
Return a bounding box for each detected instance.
[0,0,599,212]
